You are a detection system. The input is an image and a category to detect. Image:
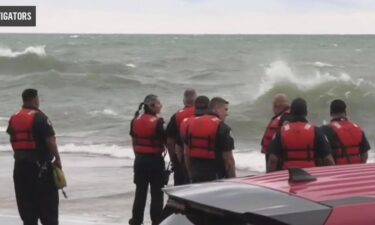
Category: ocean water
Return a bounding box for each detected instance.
[0,34,374,172]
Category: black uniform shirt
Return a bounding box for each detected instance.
[269,116,331,159]
[320,117,371,154]
[166,114,178,139]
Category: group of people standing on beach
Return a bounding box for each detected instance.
[5,88,370,225]
[128,89,371,225]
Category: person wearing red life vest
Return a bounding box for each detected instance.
[129,95,166,225]
[268,98,335,172]
[178,95,210,183]
[321,99,370,165]
[166,89,196,185]
[7,89,62,225]
[184,97,236,183]
[261,93,290,168]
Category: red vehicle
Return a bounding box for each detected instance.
[160,163,375,225]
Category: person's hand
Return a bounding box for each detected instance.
[53,157,62,169]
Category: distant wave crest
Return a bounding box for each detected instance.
[254,60,366,100]
[0,45,46,58]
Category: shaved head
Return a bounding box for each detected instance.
[273,93,289,115]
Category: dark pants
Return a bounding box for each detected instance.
[191,160,220,183]
[13,160,59,225]
[130,155,165,225]
[173,160,188,186]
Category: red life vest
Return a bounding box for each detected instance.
[9,108,38,151]
[187,115,222,159]
[261,110,289,154]
[330,120,362,165]
[281,122,316,169]
[175,106,195,128]
[179,117,192,143]
[132,114,164,154]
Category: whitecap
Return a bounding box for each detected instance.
[89,109,119,117]
[253,60,364,100]
[125,63,136,68]
[313,61,334,68]
[0,45,46,58]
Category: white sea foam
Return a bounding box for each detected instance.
[0,45,46,57]
[89,109,119,117]
[126,63,136,68]
[1,143,373,173]
[254,60,364,99]
[69,34,80,39]
[313,61,334,68]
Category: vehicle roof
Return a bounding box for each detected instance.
[234,163,375,202]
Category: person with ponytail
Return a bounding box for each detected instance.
[129,94,166,225]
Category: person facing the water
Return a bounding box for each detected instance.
[260,93,290,168]
[166,89,196,185]
[184,97,236,183]
[7,88,62,225]
[129,94,166,225]
[178,95,210,183]
[321,99,370,164]
[268,98,335,172]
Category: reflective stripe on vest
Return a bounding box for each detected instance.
[281,122,316,169]
[330,121,362,165]
[261,110,289,154]
[187,115,221,159]
[132,114,164,154]
[9,108,38,151]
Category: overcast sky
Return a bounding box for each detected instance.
[1,0,375,34]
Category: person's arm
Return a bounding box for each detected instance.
[267,132,282,172]
[267,153,279,172]
[46,135,62,169]
[174,144,184,163]
[361,152,368,163]
[183,143,192,181]
[166,115,178,164]
[222,151,236,178]
[216,123,236,178]
[37,113,62,168]
[166,137,177,163]
[322,155,335,166]
[360,131,371,163]
[315,127,335,166]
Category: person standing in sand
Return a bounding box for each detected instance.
[260,93,290,171]
[129,94,166,225]
[7,89,62,225]
[184,97,236,183]
[166,89,196,185]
